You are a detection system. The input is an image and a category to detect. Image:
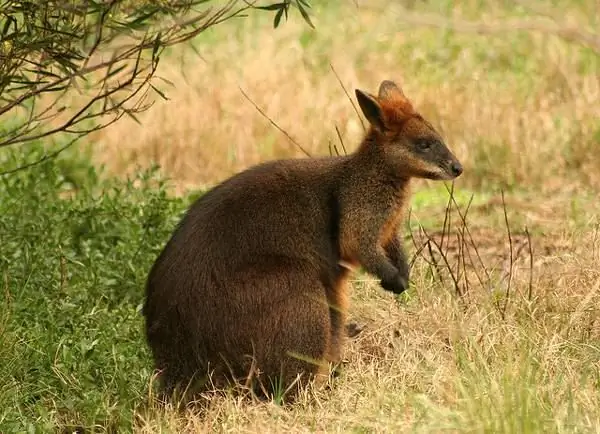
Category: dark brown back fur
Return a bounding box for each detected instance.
[143,79,463,403]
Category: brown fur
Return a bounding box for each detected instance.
[143,80,463,403]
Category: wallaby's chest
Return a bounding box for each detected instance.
[379,204,406,246]
[378,185,410,246]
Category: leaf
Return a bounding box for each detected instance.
[256,3,288,12]
[105,63,127,80]
[1,15,16,37]
[150,83,169,101]
[124,109,142,125]
[295,0,314,29]
[273,7,285,29]
[152,31,162,60]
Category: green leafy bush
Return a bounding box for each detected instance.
[0,146,189,432]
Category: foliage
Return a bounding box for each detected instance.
[0,0,314,154]
[0,145,190,431]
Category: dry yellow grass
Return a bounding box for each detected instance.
[76,0,600,431]
[89,1,600,194]
[132,222,600,432]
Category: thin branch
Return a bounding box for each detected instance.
[525,226,534,302]
[0,134,83,176]
[500,190,514,320]
[330,63,366,132]
[334,124,347,155]
[238,86,311,158]
[443,183,491,288]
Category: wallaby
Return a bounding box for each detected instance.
[143,79,463,403]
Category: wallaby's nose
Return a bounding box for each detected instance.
[450,161,463,177]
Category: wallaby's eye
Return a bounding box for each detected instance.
[415,139,431,151]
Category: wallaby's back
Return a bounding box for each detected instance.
[144,79,463,402]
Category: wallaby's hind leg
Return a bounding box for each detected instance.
[325,270,351,375]
[255,293,332,401]
[223,264,333,402]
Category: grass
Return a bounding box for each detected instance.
[1,0,600,432]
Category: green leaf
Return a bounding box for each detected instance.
[295,0,314,29]
[273,7,285,29]
[149,83,169,101]
[256,3,288,12]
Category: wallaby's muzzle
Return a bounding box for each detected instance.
[449,160,463,178]
[437,152,464,180]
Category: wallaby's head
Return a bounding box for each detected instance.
[355,80,463,181]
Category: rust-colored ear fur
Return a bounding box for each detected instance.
[357,80,415,132]
[355,89,386,132]
[378,80,406,101]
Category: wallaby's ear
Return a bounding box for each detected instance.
[378,80,406,100]
[355,89,386,132]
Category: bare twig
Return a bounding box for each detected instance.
[0,135,83,176]
[439,181,454,253]
[525,226,534,302]
[334,124,348,155]
[330,63,366,132]
[500,190,514,320]
[328,140,341,157]
[417,221,462,297]
[238,86,311,158]
[443,184,491,289]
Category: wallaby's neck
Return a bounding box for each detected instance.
[349,129,411,192]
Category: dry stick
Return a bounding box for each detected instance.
[454,191,498,299]
[407,209,440,270]
[426,238,446,288]
[444,184,492,287]
[329,63,366,132]
[454,230,463,294]
[442,183,461,294]
[438,182,452,252]
[335,124,348,155]
[440,186,489,293]
[458,226,472,297]
[430,235,462,297]
[328,140,341,157]
[455,194,474,296]
[409,208,461,297]
[238,86,311,158]
[525,226,534,302]
[500,190,514,320]
[419,222,462,297]
[407,209,434,270]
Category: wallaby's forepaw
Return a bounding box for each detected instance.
[380,272,408,294]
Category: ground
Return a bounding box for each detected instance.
[1,0,599,432]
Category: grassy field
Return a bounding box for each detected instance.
[1,0,600,432]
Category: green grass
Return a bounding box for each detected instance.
[0,146,189,432]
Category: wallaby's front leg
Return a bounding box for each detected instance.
[340,214,407,295]
[359,244,407,294]
[385,235,410,289]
